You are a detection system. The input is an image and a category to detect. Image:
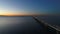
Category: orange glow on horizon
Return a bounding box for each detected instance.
[0,13,28,16]
[0,12,27,16]
[0,13,26,16]
[0,12,39,16]
[0,10,40,16]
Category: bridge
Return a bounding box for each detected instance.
[33,16,60,34]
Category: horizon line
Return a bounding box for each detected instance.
[0,14,60,16]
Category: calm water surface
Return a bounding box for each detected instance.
[0,16,42,34]
[38,16,60,26]
[0,16,60,34]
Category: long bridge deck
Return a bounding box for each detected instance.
[0,16,60,34]
[33,16,60,34]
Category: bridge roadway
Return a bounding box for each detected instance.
[32,16,60,34]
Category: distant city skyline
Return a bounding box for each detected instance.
[0,0,60,16]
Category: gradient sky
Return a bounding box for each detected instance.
[0,0,60,15]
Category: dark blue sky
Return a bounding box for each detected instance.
[0,0,60,15]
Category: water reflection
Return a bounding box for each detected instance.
[37,16,60,26]
[0,17,42,34]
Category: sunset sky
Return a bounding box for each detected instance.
[0,0,60,16]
